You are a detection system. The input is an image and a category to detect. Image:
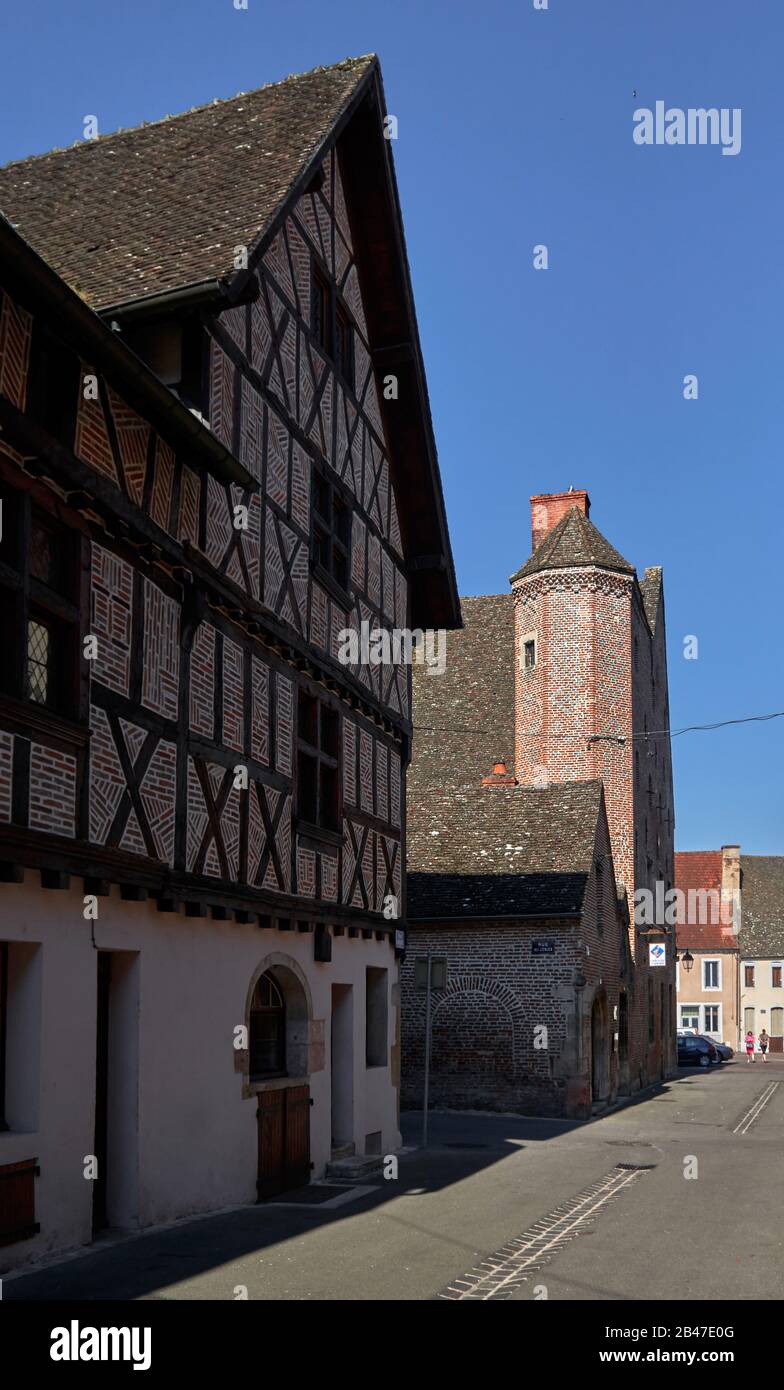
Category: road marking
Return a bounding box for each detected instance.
[732,1081,779,1135]
[438,1165,651,1301]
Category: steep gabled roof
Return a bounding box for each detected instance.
[510,505,635,583]
[409,593,515,785]
[408,779,603,919]
[738,856,784,958]
[0,57,375,311]
[0,55,460,627]
[674,850,736,951]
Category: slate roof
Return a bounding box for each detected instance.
[407,779,602,920]
[510,506,635,583]
[738,856,784,958]
[409,593,515,786]
[0,56,375,310]
[674,851,734,950]
[638,567,663,633]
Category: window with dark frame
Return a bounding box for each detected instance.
[311,467,351,596]
[523,639,536,669]
[0,485,80,718]
[310,259,355,390]
[335,302,354,390]
[772,965,782,989]
[311,264,331,355]
[249,972,286,1079]
[745,965,755,988]
[297,690,340,833]
[0,942,8,1131]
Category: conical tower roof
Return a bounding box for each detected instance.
[510,505,635,583]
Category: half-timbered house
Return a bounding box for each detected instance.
[0,55,458,1268]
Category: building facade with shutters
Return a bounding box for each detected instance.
[0,55,458,1268]
[674,848,740,1048]
[403,493,676,1119]
[736,857,784,1052]
[675,849,784,1051]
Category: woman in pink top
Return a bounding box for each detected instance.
[745,1030,755,1062]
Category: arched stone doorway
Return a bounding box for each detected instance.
[246,955,313,1198]
[591,991,610,1104]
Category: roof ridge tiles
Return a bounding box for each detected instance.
[0,55,377,168]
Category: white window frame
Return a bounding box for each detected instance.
[520,631,537,671]
[701,1003,722,1040]
[702,957,721,991]
[679,1004,700,1031]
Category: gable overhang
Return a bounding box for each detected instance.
[0,215,254,489]
[95,60,461,631]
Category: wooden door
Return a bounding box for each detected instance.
[92,952,111,1234]
[770,1008,783,1053]
[0,1159,39,1246]
[283,1086,311,1190]
[257,1085,310,1199]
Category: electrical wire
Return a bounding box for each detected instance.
[412,710,784,742]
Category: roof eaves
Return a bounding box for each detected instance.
[0,213,255,490]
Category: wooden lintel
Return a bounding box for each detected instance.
[41,869,69,890]
[120,884,148,902]
[83,877,111,897]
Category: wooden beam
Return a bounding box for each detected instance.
[83,877,111,896]
[41,870,69,890]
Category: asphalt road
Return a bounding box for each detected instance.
[5,1055,783,1301]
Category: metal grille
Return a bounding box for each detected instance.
[26,619,50,704]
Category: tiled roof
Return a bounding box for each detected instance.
[674,850,735,950]
[409,593,516,786]
[738,856,784,958]
[407,779,602,919]
[639,567,663,632]
[408,870,590,921]
[510,506,635,583]
[407,593,604,919]
[0,56,375,310]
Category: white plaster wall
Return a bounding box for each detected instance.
[0,874,400,1272]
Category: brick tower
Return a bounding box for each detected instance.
[510,491,676,1082]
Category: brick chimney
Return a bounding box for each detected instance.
[531,489,590,552]
[481,760,518,787]
[720,844,741,933]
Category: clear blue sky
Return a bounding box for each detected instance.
[2,0,782,853]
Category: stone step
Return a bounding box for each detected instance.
[324,1154,384,1183]
[330,1142,356,1161]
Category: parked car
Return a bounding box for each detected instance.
[713,1041,734,1062]
[677,1034,720,1067]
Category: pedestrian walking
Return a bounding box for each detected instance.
[745,1029,756,1062]
[759,1029,769,1062]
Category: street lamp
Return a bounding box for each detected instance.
[677,949,694,974]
